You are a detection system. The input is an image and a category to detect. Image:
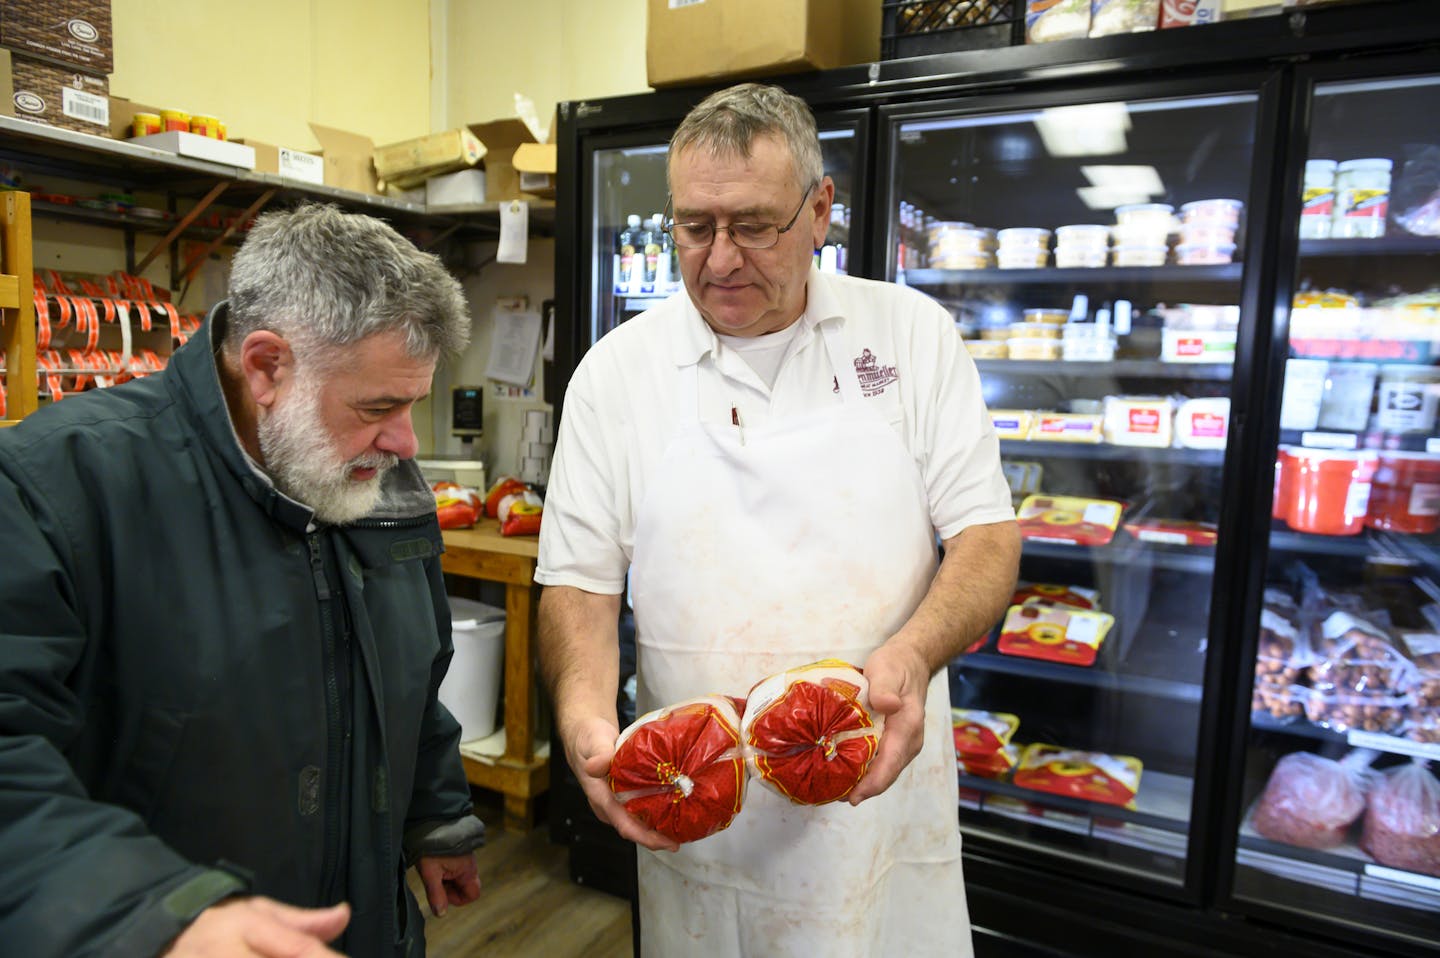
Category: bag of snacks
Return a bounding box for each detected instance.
[740,660,882,806]
[1252,608,1311,721]
[1302,611,1416,732]
[609,695,747,845]
[1360,760,1440,877]
[483,475,527,518]
[1012,744,1143,809]
[1252,751,1374,850]
[959,743,1020,780]
[952,709,1019,761]
[431,481,482,530]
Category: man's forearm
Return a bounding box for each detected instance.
[889,520,1022,675]
[537,585,624,741]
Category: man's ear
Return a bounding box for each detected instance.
[239,331,295,410]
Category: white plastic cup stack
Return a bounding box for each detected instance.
[996,228,1052,269]
[1110,203,1174,267]
[1177,199,1243,264]
[1053,224,1110,269]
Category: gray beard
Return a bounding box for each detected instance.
[257,373,397,525]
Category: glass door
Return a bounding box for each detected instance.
[1230,68,1440,955]
[584,112,868,349]
[884,81,1269,894]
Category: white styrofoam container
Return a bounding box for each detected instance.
[426,168,487,208]
[130,131,256,169]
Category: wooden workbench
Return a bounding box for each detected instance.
[440,519,548,832]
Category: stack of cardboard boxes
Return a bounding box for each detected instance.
[0,0,113,136]
[373,117,556,208]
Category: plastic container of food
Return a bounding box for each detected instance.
[1062,338,1117,361]
[1332,158,1392,239]
[1285,449,1378,536]
[996,227,1052,251]
[1175,243,1237,265]
[1111,245,1168,267]
[998,251,1050,270]
[1055,248,1109,269]
[131,112,162,137]
[1110,222,1171,248]
[1273,447,1298,520]
[1008,338,1062,360]
[1178,223,1236,247]
[190,114,223,139]
[159,109,191,133]
[1024,309,1070,325]
[1300,159,1338,240]
[1375,364,1440,434]
[964,340,1010,360]
[1054,224,1112,249]
[1009,322,1062,340]
[1114,203,1174,228]
[1365,452,1440,534]
[1180,198,1244,228]
[978,325,1013,341]
[1161,327,1237,362]
[930,251,994,270]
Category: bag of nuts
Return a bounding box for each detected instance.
[1252,608,1310,721]
[1302,611,1417,733]
[1400,633,1440,743]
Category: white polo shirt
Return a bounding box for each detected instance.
[536,267,1015,595]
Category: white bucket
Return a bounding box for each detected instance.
[438,596,506,743]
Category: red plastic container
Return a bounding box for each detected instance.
[1286,449,1377,536]
[1273,447,1298,520]
[1365,452,1440,534]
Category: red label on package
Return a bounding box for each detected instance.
[1190,412,1226,437]
[1129,408,1161,433]
[1174,337,1204,357]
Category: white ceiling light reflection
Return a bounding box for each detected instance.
[1033,102,1132,157]
[1076,165,1166,210]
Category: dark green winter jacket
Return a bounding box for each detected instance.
[0,305,481,957]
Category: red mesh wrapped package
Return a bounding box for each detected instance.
[483,476,527,518]
[609,695,746,845]
[432,482,482,530]
[1361,760,1440,877]
[741,660,882,806]
[1251,751,1374,850]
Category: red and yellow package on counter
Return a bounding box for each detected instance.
[1016,494,1126,546]
[1012,744,1143,809]
[997,602,1115,667]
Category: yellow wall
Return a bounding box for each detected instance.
[443,0,649,129]
[109,0,433,150]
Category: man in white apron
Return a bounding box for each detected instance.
[537,83,1020,957]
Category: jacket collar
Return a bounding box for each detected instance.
[165,302,436,534]
[667,265,843,367]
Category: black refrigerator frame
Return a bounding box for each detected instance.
[549,4,1440,955]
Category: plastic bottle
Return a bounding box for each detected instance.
[649,213,673,296]
[618,214,642,295]
[1300,159,1337,240]
[642,213,664,294]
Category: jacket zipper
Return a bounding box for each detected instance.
[308,532,346,906]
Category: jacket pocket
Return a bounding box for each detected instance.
[110,704,188,825]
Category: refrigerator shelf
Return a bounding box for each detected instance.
[976,359,1234,381]
[1021,538,1217,574]
[1298,236,1440,258]
[957,643,1204,702]
[1250,714,1440,764]
[1270,527,1440,565]
[1236,834,1440,912]
[1000,439,1224,466]
[1278,428,1438,455]
[959,768,1193,845]
[901,263,1243,289]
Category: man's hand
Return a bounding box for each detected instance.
[568,715,680,852]
[164,897,349,957]
[416,853,481,917]
[850,642,932,805]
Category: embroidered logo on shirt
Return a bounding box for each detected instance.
[852,348,899,397]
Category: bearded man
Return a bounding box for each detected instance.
[0,204,485,958]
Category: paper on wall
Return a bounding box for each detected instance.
[496,200,529,264]
[485,309,543,386]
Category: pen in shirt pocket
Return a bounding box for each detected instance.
[731,405,745,446]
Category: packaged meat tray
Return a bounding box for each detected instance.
[1251,608,1309,720]
[1401,633,1440,709]
[958,743,1020,780]
[1123,518,1219,546]
[997,603,1115,667]
[1251,751,1374,851]
[1361,760,1440,878]
[1016,495,1126,546]
[1306,610,1417,696]
[1011,581,1100,610]
[609,694,747,845]
[741,660,881,806]
[952,708,1020,759]
[1012,744,1143,809]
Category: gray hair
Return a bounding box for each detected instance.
[668,83,824,193]
[224,203,469,364]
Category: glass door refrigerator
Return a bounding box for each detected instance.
[576,109,870,353]
[878,74,1284,916]
[1222,58,1440,958]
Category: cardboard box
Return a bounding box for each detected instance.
[310,123,378,196]
[373,127,485,189]
[467,118,540,202]
[237,139,324,185]
[107,94,160,139]
[0,49,108,134]
[426,168,487,208]
[130,130,256,169]
[0,0,113,75]
[646,0,879,88]
[513,142,556,199]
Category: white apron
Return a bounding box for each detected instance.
[628,322,972,957]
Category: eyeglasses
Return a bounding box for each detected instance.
[664,185,817,250]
